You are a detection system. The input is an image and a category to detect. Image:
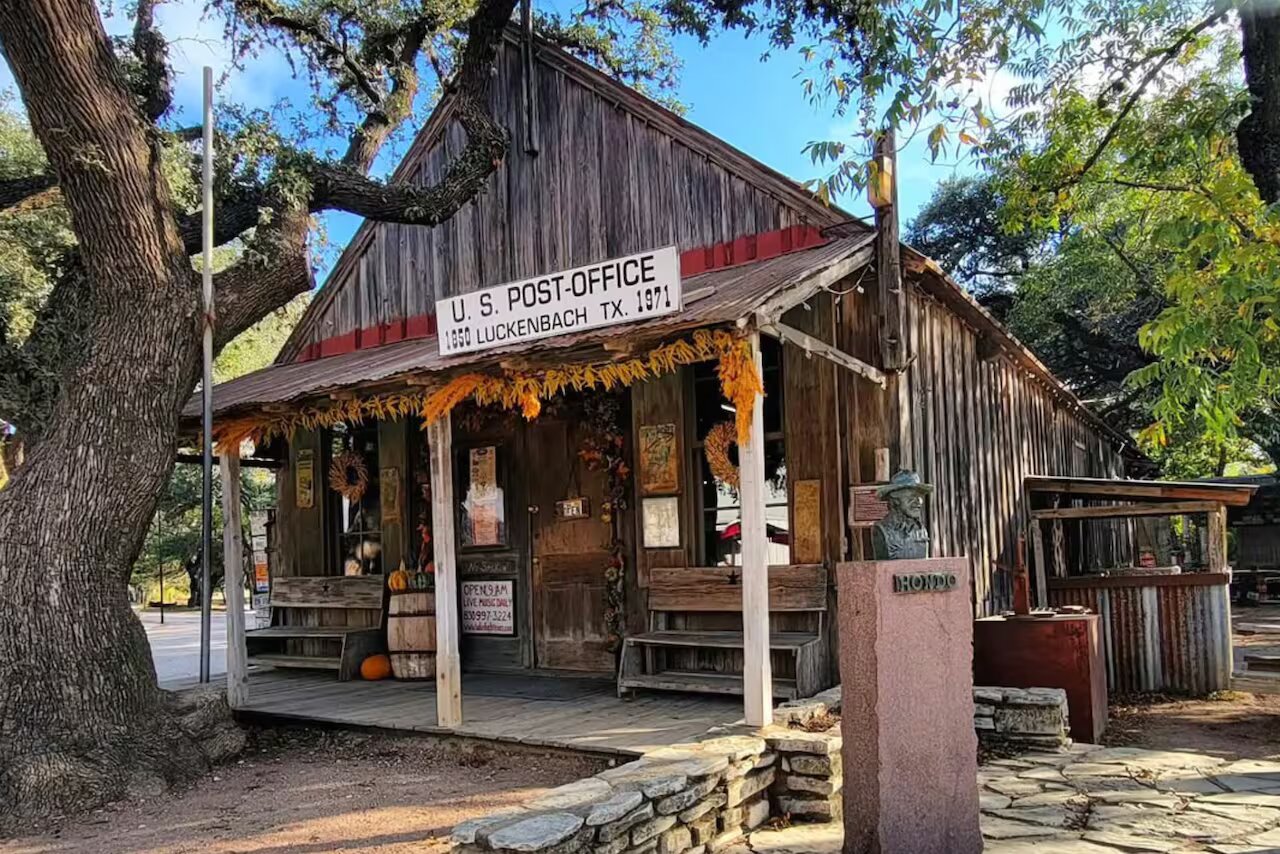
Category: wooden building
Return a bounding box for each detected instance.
[189,30,1133,727]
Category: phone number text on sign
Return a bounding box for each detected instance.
[437,247,682,356]
[460,580,515,636]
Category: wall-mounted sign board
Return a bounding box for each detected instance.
[461,579,515,635]
[849,483,890,529]
[437,247,682,356]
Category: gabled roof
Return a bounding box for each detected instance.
[276,29,866,364]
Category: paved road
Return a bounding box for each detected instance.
[138,608,228,686]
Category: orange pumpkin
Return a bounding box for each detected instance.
[360,654,392,681]
[388,567,411,593]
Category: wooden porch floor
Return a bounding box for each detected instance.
[237,668,745,757]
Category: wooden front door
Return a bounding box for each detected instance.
[526,418,616,672]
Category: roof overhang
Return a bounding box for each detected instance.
[182,234,876,429]
[1025,475,1258,507]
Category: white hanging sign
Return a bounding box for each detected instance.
[437,246,682,356]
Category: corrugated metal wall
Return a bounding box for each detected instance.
[1048,575,1232,695]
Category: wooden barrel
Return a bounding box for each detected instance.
[388,592,436,680]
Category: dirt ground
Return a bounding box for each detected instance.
[1102,690,1280,758]
[1,727,607,854]
[1099,602,1280,760]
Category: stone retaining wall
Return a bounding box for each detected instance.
[973,686,1070,749]
[449,684,1066,853]
[450,726,842,854]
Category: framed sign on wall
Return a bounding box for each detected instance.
[460,579,516,635]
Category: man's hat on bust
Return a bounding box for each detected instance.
[876,469,934,499]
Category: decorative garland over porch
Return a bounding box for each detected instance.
[213,328,763,451]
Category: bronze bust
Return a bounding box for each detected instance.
[871,470,932,560]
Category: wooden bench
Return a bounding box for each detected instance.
[245,576,386,681]
[618,565,829,700]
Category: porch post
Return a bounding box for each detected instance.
[429,413,463,727]
[740,331,773,726]
[218,449,249,709]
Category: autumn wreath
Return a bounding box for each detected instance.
[328,449,369,502]
[703,420,739,491]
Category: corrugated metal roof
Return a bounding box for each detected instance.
[185,234,876,421]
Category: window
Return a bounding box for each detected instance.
[692,338,789,566]
[325,424,382,575]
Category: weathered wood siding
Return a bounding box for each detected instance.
[288,39,824,356]
[889,278,1125,616]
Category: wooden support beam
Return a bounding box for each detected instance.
[1207,505,1228,573]
[428,413,463,727]
[872,130,905,371]
[219,450,249,710]
[1029,500,1223,521]
[738,331,773,727]
[757,315,887,387]
[1030,520,1048,607]
[752,243,875,323]
[176,452,282,469]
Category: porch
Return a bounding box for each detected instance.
[236,668,743,757]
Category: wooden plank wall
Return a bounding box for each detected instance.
[890,279,1125,616]
[295,41,812,352]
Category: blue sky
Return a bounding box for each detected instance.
[1,2,978,282]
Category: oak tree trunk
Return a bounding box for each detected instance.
[1239,2,1280,205]
[0,0,214,821]
[0,0,511,821]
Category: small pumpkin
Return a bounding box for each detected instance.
[411,572,431,591]
[360,653,392,681]
[388,568,411,593]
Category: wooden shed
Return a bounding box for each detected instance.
[188,29,1133,729]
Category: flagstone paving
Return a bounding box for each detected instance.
[730,743,1280,853]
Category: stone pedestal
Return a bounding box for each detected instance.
[837,558,981,854]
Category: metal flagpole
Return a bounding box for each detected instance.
[199,65,215,683]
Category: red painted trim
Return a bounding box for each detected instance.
[319,330,358,358]
[406,314,436,340]
[382,319,406,345]
[295,227,834,362]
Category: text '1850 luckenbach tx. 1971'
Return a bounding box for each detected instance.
[436,246,682,356]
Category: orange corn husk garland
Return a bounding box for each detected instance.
[212,328,764,450]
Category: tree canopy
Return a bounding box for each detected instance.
[807,1,1280,467]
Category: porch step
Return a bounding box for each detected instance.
[1245,653,1280,673]
[1232,670,1280,695]
[250,654,342,671]
[1238,622,1280,635]
[627,631,818,650]
[619,670,799,700]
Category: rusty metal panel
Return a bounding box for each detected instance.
[1048,573,1230,695]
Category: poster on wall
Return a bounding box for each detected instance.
[295,449,315,509]
[381,467,401,523]
[642,496,681,548]
[639,423,679,494]
[461,580,515,635]
[793,479,823,564]
[253,560,270,594]
[466,447,503,545]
